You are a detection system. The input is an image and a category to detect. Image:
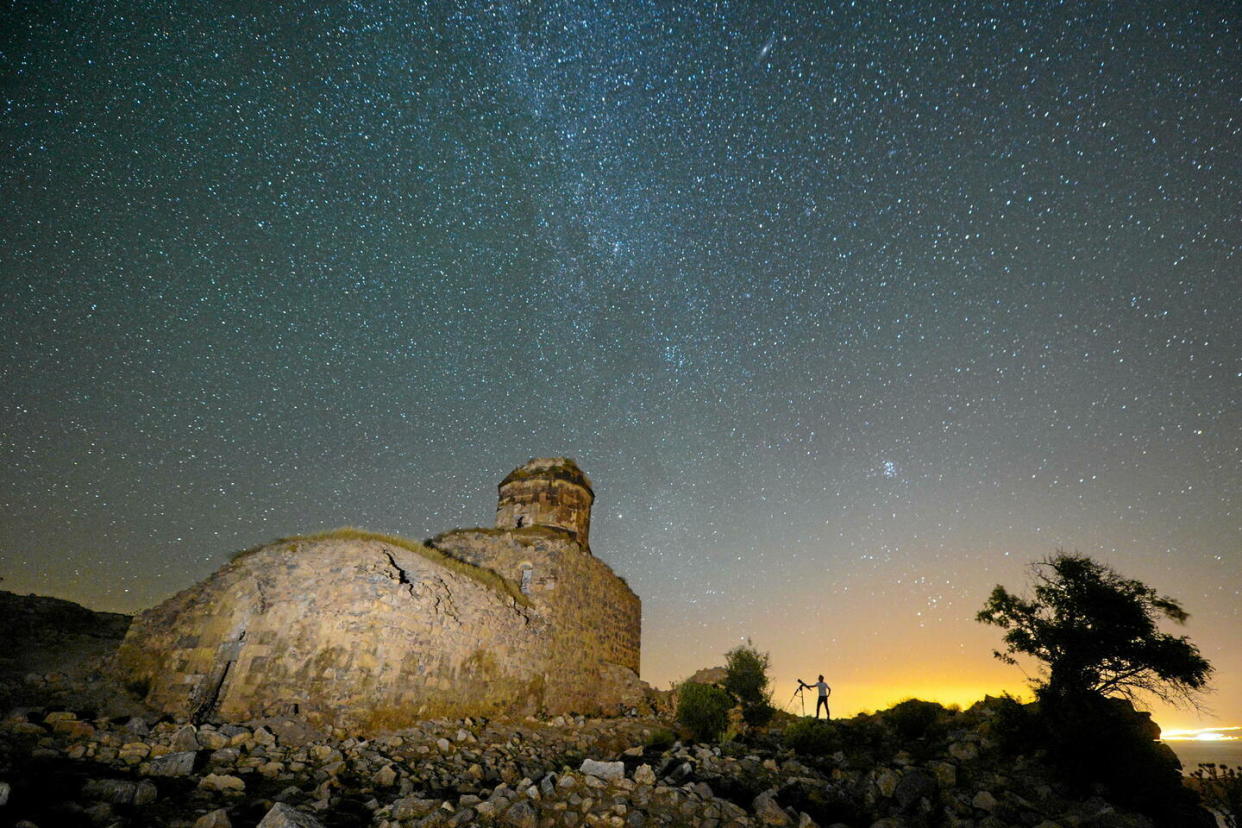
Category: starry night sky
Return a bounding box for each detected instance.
[2,1,1238,728]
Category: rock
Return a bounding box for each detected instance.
[633,764,656,785]
[4,721,45,736]
[85,801,114,823]
[253,726,277,746]
[83,778,138,804]
[667,761,693,784]
[135,778,158,805]
[210,747,241,766]
[504,800,537,827]
[972,790,999,812]
[199,729,230,750]
[257,802,325,827]
[875,768,901,798]
[893,769,936,811]
[119,741,151,763]
[0,781,9,807]
[949,741,978,762]
[391,797,440,819]
[124,716,151,736]
[52,718,95,739]
[147,750,198,776]
[265,716,321,747]
[171,724,201,751]
[686,666,728,686]
[199,773,246,793]
[193,808,233,828]
[448,807,477,826]
[927,760,956,788]
[373,765,397,787]
[753,789,792,826]
[580,759,625,781]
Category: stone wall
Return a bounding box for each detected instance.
[495,478,593,545]
[114,538,553,731]
[114,530,644,730]
[430,527,641,687]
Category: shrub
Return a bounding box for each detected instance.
[784,717,841,756]
[836,715,889,759]
[1190,763,1241,828]
[724,642,769,703]
[742,700,776,728]
[886,698,948,742]
[676,682,732,742]
[984,695,1045,755]
[1039,693,1206,824]
[724,641,776,728]
[124,677,151,699]
[644,728,676,752]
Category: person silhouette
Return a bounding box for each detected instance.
[798,675,831,719]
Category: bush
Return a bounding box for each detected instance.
[1039,693,1208,825]
[724,642,776,728]
[676,682,733,742]
[644,728,676,752]
[784,717,841,756]
[984,695,1045,755]
[886,698,949,742]
[1190,764,1241,828]
[742,700,776,728]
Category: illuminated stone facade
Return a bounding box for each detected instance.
[113,458,643,731]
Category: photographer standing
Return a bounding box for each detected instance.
[798,675,831,719]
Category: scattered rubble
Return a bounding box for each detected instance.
[0,700,1188,827]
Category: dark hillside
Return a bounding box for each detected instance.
[0,590,132,711]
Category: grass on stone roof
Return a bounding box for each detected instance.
[230,527,531,607]
[500,458,593,492]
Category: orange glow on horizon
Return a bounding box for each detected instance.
[1161,726,1242,742]
[773,676,1031,718]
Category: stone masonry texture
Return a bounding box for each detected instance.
[113,459,642,732]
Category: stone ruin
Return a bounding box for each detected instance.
[113,458,644,732]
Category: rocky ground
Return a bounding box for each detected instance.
[0,701,1199,828]
[0,592,1216,827]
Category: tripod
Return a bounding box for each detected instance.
[788,683,806,716]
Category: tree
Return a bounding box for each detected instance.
[976,552,1213,707]
[676,682,732,741]
[724,641,775,727]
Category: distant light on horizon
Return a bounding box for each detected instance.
[1161,726,1242,742]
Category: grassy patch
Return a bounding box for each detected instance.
[230,527,532,607]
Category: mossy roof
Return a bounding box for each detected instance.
[230,527,531,607]
[498,457,594,495]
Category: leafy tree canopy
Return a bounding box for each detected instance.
[724,641,776,727]
[976,552,1213,707]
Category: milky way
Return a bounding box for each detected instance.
[2,1,1238,726]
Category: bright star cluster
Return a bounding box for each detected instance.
[1,2,1237,727]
